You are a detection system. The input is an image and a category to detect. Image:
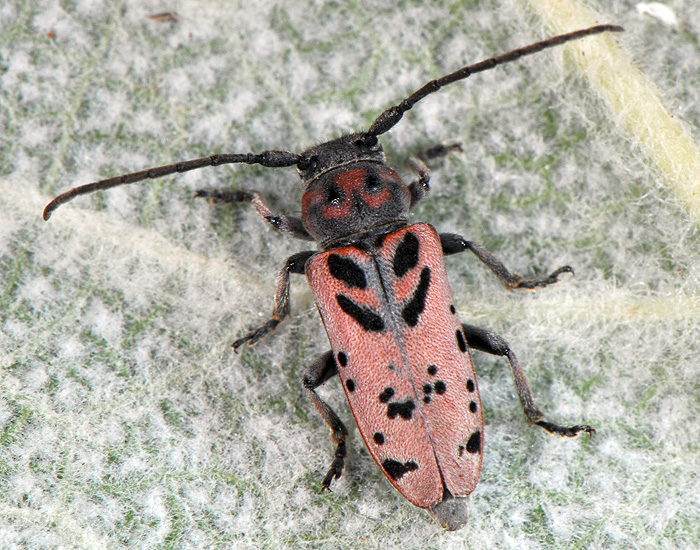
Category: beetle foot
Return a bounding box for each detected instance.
[416,141,463,162]
[536,420,595,438]
[321,441,347,491]
[232,319,280,351]
[514,265,574,290]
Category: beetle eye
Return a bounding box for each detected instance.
[298,155,318,171]
[354,134,379,149]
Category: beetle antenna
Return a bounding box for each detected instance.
[366,24,623,138]
[43,150,301,220]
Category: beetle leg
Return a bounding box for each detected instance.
[404,142,462,209]
[195,188,314,241]
[440,233,573,290]
[302,350,349,490]
[232,251,315,350]
[461,323,594,438]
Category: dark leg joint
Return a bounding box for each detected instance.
[264,215,314,241]
[408,179,430,208]
[460,323,509,356]
[440,233,468,256]
[302,351,338,389]
[285,250,315,274]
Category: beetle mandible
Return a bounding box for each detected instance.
[44,24,622,530]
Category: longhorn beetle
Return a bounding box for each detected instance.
[44,24,622,530]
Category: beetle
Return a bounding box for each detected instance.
[43,24,622,530]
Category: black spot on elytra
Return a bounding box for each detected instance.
[402,266,431,327]
[373,432,385,445]
[466,430,481,454]
[466,379,475,392]
[393,232,420,277]
[427,365,438,376]
[456,328,467,352]
[336,294,385,332]
[458,445,465,456]
[327,254,367,289]
[337,351,348,367]
[450,304,456,315]
[346,379,355,392]
[387,399,415,420]
[422,379,446,404]
[469,401,478,413]
[382,458,419,480]
[379,387,395,403]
